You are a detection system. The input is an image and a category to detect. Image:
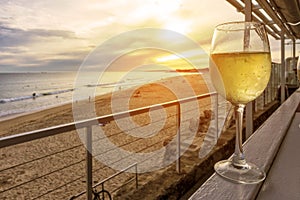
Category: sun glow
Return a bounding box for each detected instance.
[154,48,210,70]
[155,53,193,69]
[0,0,247,72]
[164,19,191,35]
[156,49,206,62]
[156,54,181,62]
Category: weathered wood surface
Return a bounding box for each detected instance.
[189,89,300,200]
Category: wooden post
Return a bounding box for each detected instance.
[281,33,286,103]
[176,103,181,173]
[86,126,93,200]
[245,0,253,139]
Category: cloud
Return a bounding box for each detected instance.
[0,24,79,47]
[0,0,247,72]
[0,51,86,72]
[0,21,89,71]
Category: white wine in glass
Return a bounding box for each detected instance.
[210,21,271,184]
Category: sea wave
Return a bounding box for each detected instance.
[0,88,74,104]
[85,80,125,88]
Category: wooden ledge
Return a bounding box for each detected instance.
[189,88,300,200]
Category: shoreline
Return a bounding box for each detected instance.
[0,73,211,137]
[0,100,73,123]
[0,73,213,199]
[0,70,208,122]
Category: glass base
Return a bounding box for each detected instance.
[214,160,266,184]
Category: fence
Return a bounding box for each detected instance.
[0,63,281,199]
[70,163,138,199]
[0,92,216,200]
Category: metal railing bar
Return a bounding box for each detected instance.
[105,93,215,123]
[93,125,203,173]
[99,92,214,122]
[32,172,87,200]
[94,144,157,171]
[34,158,128,199]
[91,118,189,159]
[88,140,166,181]
[0,97,206,172]
[135,163,138,189]
[93,135,163,157]
[94,113,170,140]
[0,101,210,172]
[27,164,122,199]
[66,117,197,187]
[90,139,167,176]
[0,122,77,148]
[2,107,215,195]
[91,138,151,160]
[68,68,280,199]
[86,126,93,200]
[93,163,137,188]
[70,163,137,199]
[108,176,135,195]
[0,92,216,149]
[70,166,120,199]
[89,99,212,153]
[30,110,213,199]
[0,159,85,194]
[135,128,205,164]
[0,92,217,199]
[0,143,83,172]
[35,68,276,199]
[92,101,212,142]
[176,103,181,173]
[91,113,211,157]
[36,166,96,200]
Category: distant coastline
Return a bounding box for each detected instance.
[144,67,209,73]
[0,71,181,120]
[175,68,209,73]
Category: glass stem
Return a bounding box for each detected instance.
[232,104,247,168]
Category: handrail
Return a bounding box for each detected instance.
[70,163,138,199]
[0,92,216,148]
[0,91,217,200]
[0,63,281,199]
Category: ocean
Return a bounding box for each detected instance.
[0,71,187,120]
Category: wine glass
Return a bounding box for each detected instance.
[210,21,271,184]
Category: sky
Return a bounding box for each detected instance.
[0,0,297,72]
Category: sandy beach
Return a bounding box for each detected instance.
[0,73,214,199]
